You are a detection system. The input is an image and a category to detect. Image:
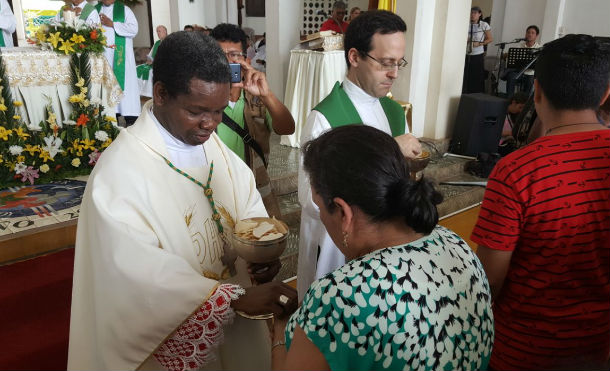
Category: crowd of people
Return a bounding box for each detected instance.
[0,1,607,370]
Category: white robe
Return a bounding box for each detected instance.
[0,0,16,48]
[53,1,101,27]
[68,100,270,370]
[98,3,141,116]
[296,78,410,300]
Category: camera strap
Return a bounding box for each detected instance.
[221,112,268,168]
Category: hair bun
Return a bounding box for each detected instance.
[386,176,443,235]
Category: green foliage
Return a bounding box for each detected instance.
[0,50,120,188]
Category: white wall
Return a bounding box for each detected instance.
[501,0,547,43]
[472,0,493,19]
[149,0,172,34]
[176,0,207,30]
[131,3,150,47]
[242,16,265,35]
[265,0,300,101]
[561,0,610,37]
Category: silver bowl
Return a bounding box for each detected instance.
[231,217,289,263]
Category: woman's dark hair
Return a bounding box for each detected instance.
[344,10,406,68]
[536,34,610,110]
[302,125,442,235]
[153,31,230,98]
[210,23,248,54]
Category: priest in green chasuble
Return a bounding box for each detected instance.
[97,0,141,125]
[68,31,297,371]
[297,10,422,300]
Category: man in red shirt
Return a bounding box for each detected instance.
[472,34,610,370]
[320,1,349,34]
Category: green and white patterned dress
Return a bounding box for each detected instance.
[285,226,494,371]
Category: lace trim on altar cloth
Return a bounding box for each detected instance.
[1,48,123,107]
[153,284,246,371]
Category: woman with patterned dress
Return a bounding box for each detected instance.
[271,125,494,371]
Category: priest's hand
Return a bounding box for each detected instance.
[395,133,422,159]
[100,14,114,27]
[231,281,298,319]
[74,7,82,16]
[248,259,281,284]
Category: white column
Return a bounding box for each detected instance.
[394,0,436,137]
[541,0,566,43]
[395,0,470,140]
[265,0,300,101]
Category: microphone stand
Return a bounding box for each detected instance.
[492,39,521,96]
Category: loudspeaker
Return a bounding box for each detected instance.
[451,93,508,156]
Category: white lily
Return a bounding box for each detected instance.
[42,135,64,159]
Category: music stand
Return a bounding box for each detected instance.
[507,47,537,71]
[512,52,540,147]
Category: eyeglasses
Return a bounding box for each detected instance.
[363,53,408,71]
[224,51,246,60]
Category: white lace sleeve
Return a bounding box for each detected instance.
[153,284,245,371]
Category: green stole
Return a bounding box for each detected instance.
[0,2,4,47]
[136,40,160,80]
[314,81,406,137]
[96,1,126,90]
[60,3,96,21]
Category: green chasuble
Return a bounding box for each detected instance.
[314,81,406,137]
[95,1,126,90]
[136,40,160,80]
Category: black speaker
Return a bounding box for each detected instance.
[451,93,508,156]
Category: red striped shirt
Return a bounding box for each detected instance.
[471,129,610,370]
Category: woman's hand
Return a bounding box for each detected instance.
[248,259,281,284]
[231,281,298,318]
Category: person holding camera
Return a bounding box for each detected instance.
[211,24,295,218]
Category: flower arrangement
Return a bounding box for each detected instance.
[0,52,120,187]
[33,17,107,55]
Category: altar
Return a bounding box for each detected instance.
[1,46,122,126]
[280,49,346,148]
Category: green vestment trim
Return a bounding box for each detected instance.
[150,39,161,59]
[79,3,96,21]
[313,81,406,137]
[0,3,5,47]
[96,1,126,90]
[136,40,160,80]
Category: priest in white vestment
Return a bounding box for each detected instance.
[53,0,100,27]
[297,11,422,300]
[98,0,141,124]
[68,31,297,371]
[0,0,16,48]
